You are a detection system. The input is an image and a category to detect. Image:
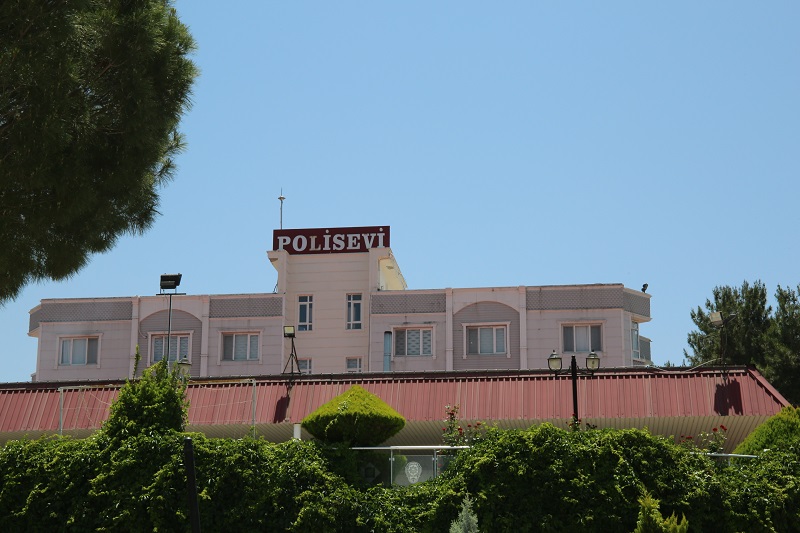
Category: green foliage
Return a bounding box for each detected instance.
[450,494,479,533]
[102,359,189,443]
[686,280,772,368]
[302,385,405,446]
[0,0,197,302]
[0,437,99,531]
[444,424,722,532]
[763,285,800,405]
[686,280,800,404]
[734,406,800,455]
[633,492,688,533]
[718,449,800,532]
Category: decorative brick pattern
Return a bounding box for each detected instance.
[371,292,446,314]
[29,300,132,331]
[209,297,283,318]
[623,291,651,317]
[526,286,624,310]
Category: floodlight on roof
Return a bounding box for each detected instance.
[160,274,182,291]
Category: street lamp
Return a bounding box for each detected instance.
[158,274,184,369]
[709,311,737,375]
[548,350,600,425]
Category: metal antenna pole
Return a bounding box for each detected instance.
[279,190,285,229]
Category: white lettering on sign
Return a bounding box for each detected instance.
[273,226,390,255]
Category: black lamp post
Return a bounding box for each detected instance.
[159,274,184,369]
[548,350,600,424]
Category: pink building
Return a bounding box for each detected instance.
[28,225,651,382]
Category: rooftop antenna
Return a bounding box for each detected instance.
[278,189,286,229]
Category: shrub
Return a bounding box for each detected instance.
[302,385,405,446]
[102,359,188,443]
[734,406,800,455]
[450,494,479,533]
[718,448,800,532]
[443,424,721,532]
[633,492,688,533]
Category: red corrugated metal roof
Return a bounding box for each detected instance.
[0,367,789,451]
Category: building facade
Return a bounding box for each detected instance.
[28,225,651,382]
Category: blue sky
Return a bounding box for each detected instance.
[2,2,798,382]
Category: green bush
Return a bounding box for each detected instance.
[102,359,189,443]
[633,492,688,533]
[442,424,722,532]
[718,449,800,532]
[302,385,405,446]
[0,436,99,531]
[734,406,800,455]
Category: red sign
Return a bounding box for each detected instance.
[273,226,390,255]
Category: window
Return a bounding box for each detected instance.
[563,325,602,353]
[298,295,313,331]
[152,334,189,363]
[346,357,362,373]
[222,333,259,361]
[395,328,432,356]
[60,337,98,365]
[346,294,362,330]
[297,358,312,374]
[631,322,640,359]
[466,326,506,355]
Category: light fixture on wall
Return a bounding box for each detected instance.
[548,350,600,425]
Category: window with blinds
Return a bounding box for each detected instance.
[394,328,433,356]
[222,333,259,361]
[152,334,190,362]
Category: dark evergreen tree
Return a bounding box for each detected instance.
[763,285,800,404]
[685,280,772,367]
[0,0,197,303]
[686,281,800,404]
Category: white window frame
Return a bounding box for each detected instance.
[631,322,641,360]
[562,323,603,353]
[346,357,363,373]
[297,358,312,374]
[221,332,260,362]
[392,326,435,359]
[463,322,511,358]
[346,293,363,330]
[298,295,313,331]
[150,331,192,364]
[58,335,100,366]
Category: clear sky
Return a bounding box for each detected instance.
[2,2,798,383]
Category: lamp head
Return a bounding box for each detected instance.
[283,326,296,338]
[160,274,182,291]
[547,350,563,372]
[586,351,600,372]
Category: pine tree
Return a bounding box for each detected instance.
[0,0,197,302]
[450,494,479,533]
